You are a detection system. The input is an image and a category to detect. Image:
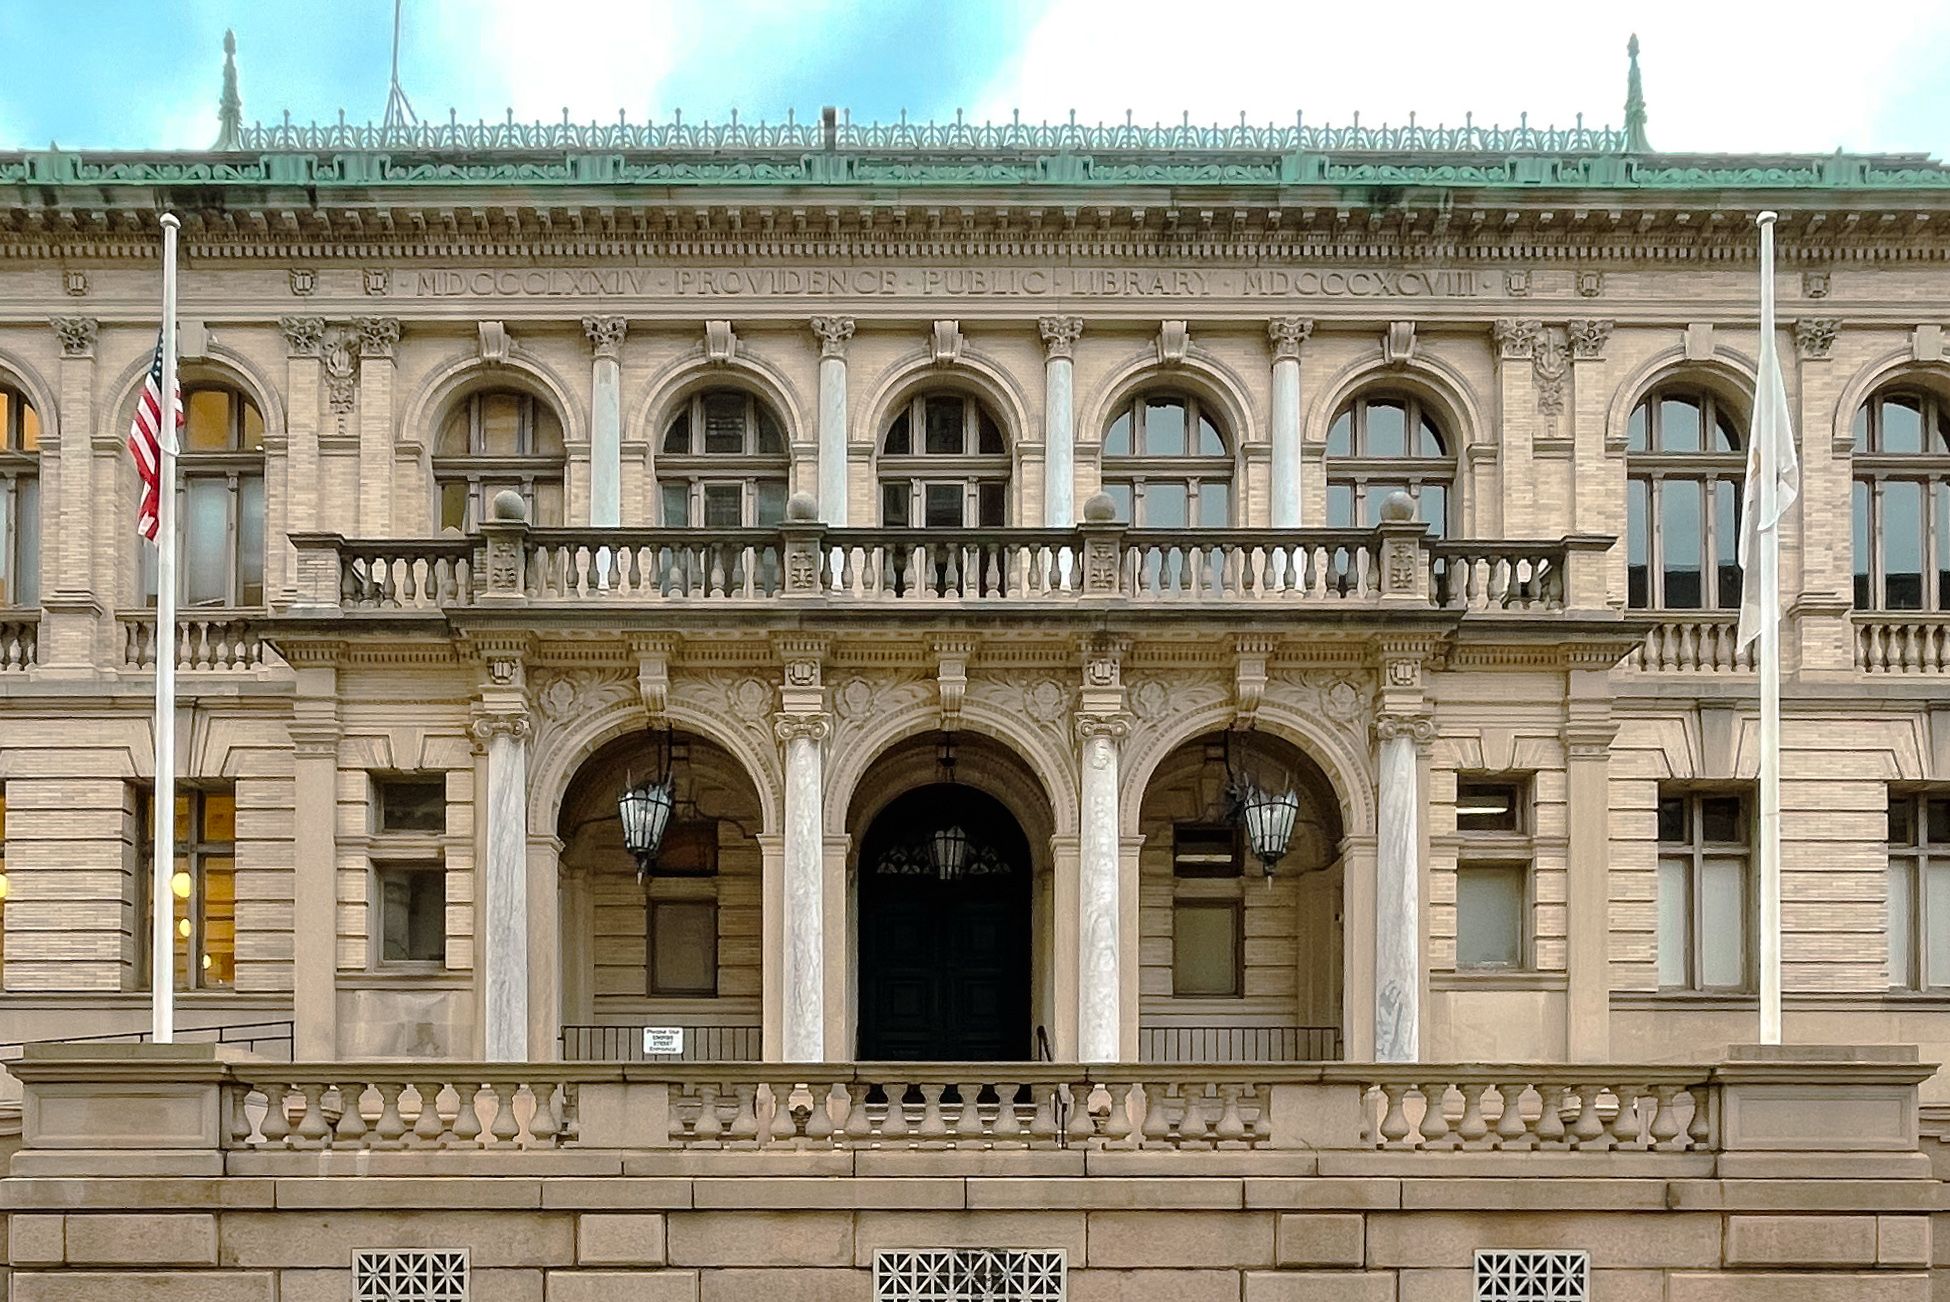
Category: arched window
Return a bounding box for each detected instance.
[878,391,1008,527]
[1624,386,1745,610]
[1325,393,1454,536]
[658,389,788,527]
[1852,386,1950,611]
[433,389,565,531]
[141,383,265,608]
[0,382,39,607]
[1100,391,1232,526]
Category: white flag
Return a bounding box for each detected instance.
[1735,321,1800,650]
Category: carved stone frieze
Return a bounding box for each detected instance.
[532,666,635,724]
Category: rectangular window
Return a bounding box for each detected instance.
[649,899,718,996]
[1456,781,1522,833]
[923,482,963,528]
[1656,790,1752,991]
[375,777,446,835]
[135,785,236,990]
[1660,480,1703,609]
[1172,824,1241,879]
[1627,478,1650,608]
[1889,793,1950,989]
[661,482,689,527]
[1456,864,1526,969]
[881,481,911,528]
[655,820,720,877]
[376,865,446,965]
[702,483,743,529]
[1171,900,1241,997]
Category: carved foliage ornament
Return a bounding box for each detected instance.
[1267,316,1314,360]
[1794,317,1839,360]
[355,316,400,359]
[50,316,97,358]
[1493,318,1540,360]
[1038,314,1084,360]
[1533,329,1568,425]
[810,315,855,358]
[280,315,325,357]
[322,326,358,414]
[582,314,627,360]
[1567,318,1614,359]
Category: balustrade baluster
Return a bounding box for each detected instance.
[1609,1083,1644,1148]
[1065,1081,1098,1146]
[1687,1087,1713,1149]
[528,1083,560,1143]
[1647,1085,1683,1150]
[841,1084,873,1144]
[257,1084,292,1147]
[1455,1083,1490,1147]
[487,1082,521,1145]
[991,1083,1026,1147]
[804,1083,836,1144]
[1213,1084,1247,1147]
[917,1082,951,1145]
[1173,1083,1209,1149]
[1569,1083,1609,1150]
[334,1083,370,1146]
[1027,1084,1058,1145]
[766,1082,800,1146]
[1493,1084,1535,1150]
[373,1082,408,1149]
[1416,1083,1453,1149]
[1100,1084,1135,1147]
[1376,1083,1411,1147]
[1536,1083,1570,1147]
[691,1085,725,1146]
[410,1082,446,1147]
[953,1082,986,1145]
[880,1082,912,1144]
[451,1084,484,1146]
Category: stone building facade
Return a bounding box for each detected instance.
[5,93,1950,1300]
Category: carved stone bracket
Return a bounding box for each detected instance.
[931,319,963,365]
[582,314,627,360]
[933,635,976,732]
[478,320,512,365]
[1567,318,1614,360]
[355,316,400,360]
[630,633,679,719]
[811,315,855,359]
[1383,320,1416,366]
[774,634,828,716]
[1794,317,1839,360]
[1156,320,1190,365]
[1082,636,1126,691]
[1038,314,1083,360]
[1232,634,1275,726]
[1492,318,1541,361]
[1267,317,1314,361]
[279,315,326,358]
[50,316,97,359]
[705,319,738,364]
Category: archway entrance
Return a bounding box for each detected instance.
[857,784,1032,1061]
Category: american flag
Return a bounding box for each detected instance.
[127,334,183,541]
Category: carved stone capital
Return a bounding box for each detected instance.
[468,707,532,744]
[1492,318,1541,361]
[280,315,326,357]
[1567,318,1614,360]
[50,316,97,359]
[1267,316,1314,360]
[1373,713,1435,745]
[1073,711,1133,745]
[1794,317,1839,360]
[1038,314,1084,360]
[774,712,833,744]
[355,316,400,359]
[582,314,627,360]
[811,315,855,358]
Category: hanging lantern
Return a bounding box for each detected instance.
[930,824,970,881]
[618,776,675,881]
[1239,784,1300,875]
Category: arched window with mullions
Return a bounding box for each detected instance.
[878,390,1009,528]
[1852,386,1950,611]
[1624,386,1746,610]
[1099,391,1232,527]
[0,382,40,608]
[659,388,789,528]
[1325,393,1455,536]
[433,389,565,531]
[140,383,265,609]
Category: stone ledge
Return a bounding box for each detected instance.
[690,1176,964,1211]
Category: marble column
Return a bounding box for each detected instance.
[473,704,531,1061]
[811,317,854,525]
[582,316,626,528]
[1373,714,1431,1062]
[1267,318,1313,528]
[1039,316,1083,528]
[777,712,830,1061]
[1075,712,1128,1063]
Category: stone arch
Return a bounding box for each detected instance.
[1606,345,1759,451]
[104,341,287,438]
[634,349,810,454]
[1303,350,1483,455]
[527,694,781,839]
[400,348,587,455]
[1118,701,1374,842]
[854,346,1036,456]
[1080,346,1259,455]
[824,698,1074,841]
[1833,350,1950,450]
[0,348,59,440]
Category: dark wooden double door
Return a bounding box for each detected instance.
[857,785,1030,1061]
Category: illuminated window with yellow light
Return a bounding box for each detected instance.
[136,786,236,990]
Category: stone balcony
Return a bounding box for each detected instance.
[3,1046,1937,1299]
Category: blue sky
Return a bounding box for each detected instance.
[4,0,1950,156]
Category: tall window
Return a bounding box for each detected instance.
[1656,789,1751,991]
[1170,822,1244,997]
[1453,779,1532,971]
[140,384,263,608]
[0,383,39,607]
[1626,387,1745,610]
[879,391,1008,527]
[646,820,720,997]
[1852,387,1950,611]
[370,775,448,968]
[659,389,789,527]
[1101,392,1231,527]
[1888,792,1950,989]
[1325,393,1454,536]
[136,785,236,990]
[434,390,565,531]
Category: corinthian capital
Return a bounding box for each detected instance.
[1267,316,1314,360]
[774,712,833,743]
[811,315,855,358]
[582,314,627,360]
[50,316,98,358]
[1038,314,1084,360]
[279,315,326,357]
[355,316,401,359]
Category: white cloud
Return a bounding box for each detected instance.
[974,0,1950,154]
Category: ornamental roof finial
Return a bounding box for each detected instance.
[1624,33,1651,153]
[213,28,243,151]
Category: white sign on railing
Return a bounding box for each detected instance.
[642,1026,684,1056]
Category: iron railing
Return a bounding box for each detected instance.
[1140,1024,1343,1063]
[0,1018,294,1064]
[560,1023,762,1063]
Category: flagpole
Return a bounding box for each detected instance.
[151,213,181,1044]
[1757,210,1783,1046]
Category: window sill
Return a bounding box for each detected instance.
[1431,970,1566,992]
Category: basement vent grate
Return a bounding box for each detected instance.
[1475,1249,1589,1302]
[353,1249,470,1302]
[874,1249,1067,1302]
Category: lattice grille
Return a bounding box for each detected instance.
[1475,1249,1589,1302]
[353,1249,470,1302]
[875,1249,1066,1302]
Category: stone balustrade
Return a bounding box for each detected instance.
[288,522,1614,617]
[0,612,34,669]
[1625,614,1753,672]
[1360,1064,1713,1151]
[226,1069,578,1151]
[1855,615,1950,673]
[119,611,271,670]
